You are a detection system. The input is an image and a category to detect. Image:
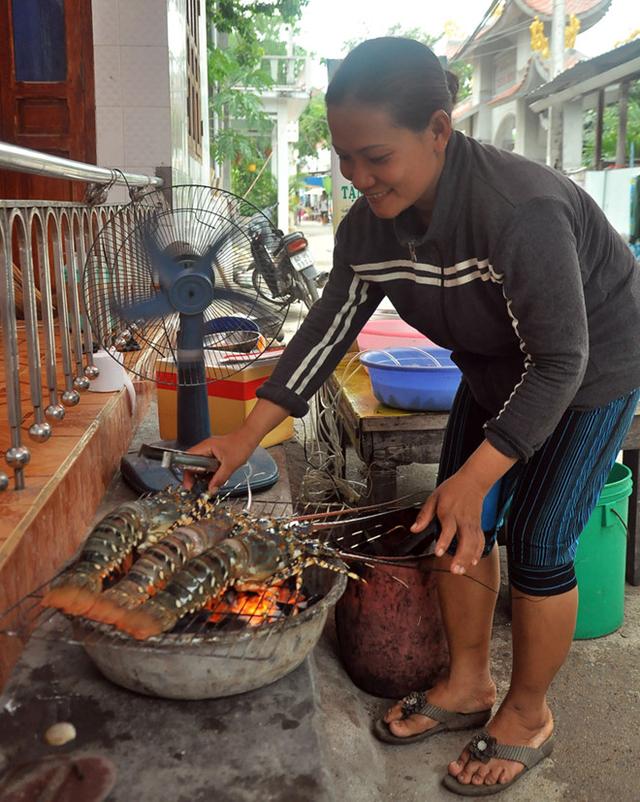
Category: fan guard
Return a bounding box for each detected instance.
[83,185,289,385]
[82,185,292,495]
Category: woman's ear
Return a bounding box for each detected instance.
[430,110,453,152]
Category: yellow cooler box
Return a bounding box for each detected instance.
[156,352,294,447]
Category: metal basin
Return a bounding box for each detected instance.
[75,566,346,700]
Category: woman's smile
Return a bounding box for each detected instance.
[365,188,392,204]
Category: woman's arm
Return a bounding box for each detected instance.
[185,214,382,492]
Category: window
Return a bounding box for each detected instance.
[12,0,67,82]
[186,0,202,158]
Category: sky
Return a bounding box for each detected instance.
[295,0,640,88]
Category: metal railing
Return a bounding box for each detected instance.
[0,142,162,198]
[0,142,163,490]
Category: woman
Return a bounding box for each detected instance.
[186,38,640,795]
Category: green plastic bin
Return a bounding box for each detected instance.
[574,462,632,640]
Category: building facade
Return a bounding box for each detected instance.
[0,0,210,202]
[451,0,611,162]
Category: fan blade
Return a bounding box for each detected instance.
[214,286,266,306]
[117,293,174,324]
[189,240,226,280]
[143,227,180,290]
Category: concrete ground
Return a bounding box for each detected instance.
[298,219,335,274]
[312,590,640,802]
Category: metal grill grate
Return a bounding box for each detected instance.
[0,496,431,664]
[0,498,334,663]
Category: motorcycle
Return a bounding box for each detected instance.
[247,220,328,310]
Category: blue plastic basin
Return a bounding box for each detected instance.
[360,346,462,412]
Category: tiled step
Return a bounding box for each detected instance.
[0,380,153,690]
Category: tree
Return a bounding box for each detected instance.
[583,80,640,166]
[450,60,472,104]
[208,45,273,169]
[207,0,308,195]
[232,156,278,211]
[208,1,308,41]
[297,92,331,161]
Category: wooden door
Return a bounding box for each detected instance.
[0,0,96,201]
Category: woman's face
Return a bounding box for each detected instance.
[327,101,451,223]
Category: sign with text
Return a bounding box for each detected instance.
[327,59,362,235]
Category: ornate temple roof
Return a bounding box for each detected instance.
[514,0,610,19]
[452,0,612,61]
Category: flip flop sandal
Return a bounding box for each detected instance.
[373,691,492,745]
[441,730,555,796]
[0,752,117,802]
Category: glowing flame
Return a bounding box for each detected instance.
[206,580,306,627]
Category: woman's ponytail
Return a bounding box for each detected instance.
[445,70,459,107]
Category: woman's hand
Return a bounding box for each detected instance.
[411,470,487,575]
[182,398,291,494]
[411,440,517,575]
[182,429,258,493]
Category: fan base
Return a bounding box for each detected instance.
[120,445,279,497]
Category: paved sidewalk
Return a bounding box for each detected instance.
[299,220,335,273]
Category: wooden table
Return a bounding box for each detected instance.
[329,359,640,585]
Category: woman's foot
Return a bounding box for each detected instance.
[383,678,496,739]
[447,701,554,788]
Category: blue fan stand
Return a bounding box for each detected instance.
[120,443,279,497]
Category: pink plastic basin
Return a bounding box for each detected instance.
[357,318,432,352]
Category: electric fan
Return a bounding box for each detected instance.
[83,185,292,495]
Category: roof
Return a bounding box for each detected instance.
[453,0,611,61]
[514,0,609,18]
[451,56,546,118]
[452,98,477,123]
[527,38,640,106]
[489,76,528,105]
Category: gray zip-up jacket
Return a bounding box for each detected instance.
[257,131,640,461]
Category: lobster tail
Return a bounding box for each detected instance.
[41,570,103,616]
[117,597,179,640]
[113,547,237,639]
[83,584,146,626]
[84,515,242,627]
[40,488,213,619]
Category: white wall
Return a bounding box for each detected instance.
[584,168,640,240]
[167,0,210,186]
[92,0,209,202]
[492,101,517,149]
[562,100,583,172]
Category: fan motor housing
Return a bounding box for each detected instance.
[168,273,214,314]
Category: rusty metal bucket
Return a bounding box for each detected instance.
[332,507,449,698]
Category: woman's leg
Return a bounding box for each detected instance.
[385,381,499,735]
[448,586,575,786]
[385,547,499,736]
[449,389,639,788]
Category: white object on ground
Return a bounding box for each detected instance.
[45,721,77,746]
